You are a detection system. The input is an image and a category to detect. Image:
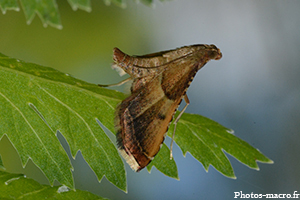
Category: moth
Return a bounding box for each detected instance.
[102,44,222,171]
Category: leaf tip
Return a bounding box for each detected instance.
[231,175,237,180]
[257,157,274,165]
[26,19,33,25]
[267,159,274,164]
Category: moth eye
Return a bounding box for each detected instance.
[208,50,222,60]
[210,44,217,49]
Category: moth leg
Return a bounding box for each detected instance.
[170,94,190,159]
[98,77,132,87]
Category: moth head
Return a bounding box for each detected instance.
[113,48,126,63]
[206,44,222,60]
[112,47,127,76]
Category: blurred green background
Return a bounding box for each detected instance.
[1,0,300,199]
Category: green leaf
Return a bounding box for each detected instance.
[0,0,20,13]
[147,143,178,179]
[0,53,127,191]
[0,0,172,29]
[169,113,273,178]
[67,0,91,12]
[19,0,62,29]
[0,171,107,199]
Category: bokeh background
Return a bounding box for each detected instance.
[0,0,299,199]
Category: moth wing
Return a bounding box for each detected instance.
[116,74,181,170]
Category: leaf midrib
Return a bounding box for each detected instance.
[0,62,122,109]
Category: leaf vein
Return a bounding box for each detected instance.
[18,185,48,199]
[0,91,65,176]
[34,83,115,169]
[185,123,226,166]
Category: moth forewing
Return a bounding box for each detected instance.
[112,44,222,171]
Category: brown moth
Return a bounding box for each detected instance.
[111,44,222,171]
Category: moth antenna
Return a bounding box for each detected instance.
[98,77,132,87]
[170,94,190,159]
